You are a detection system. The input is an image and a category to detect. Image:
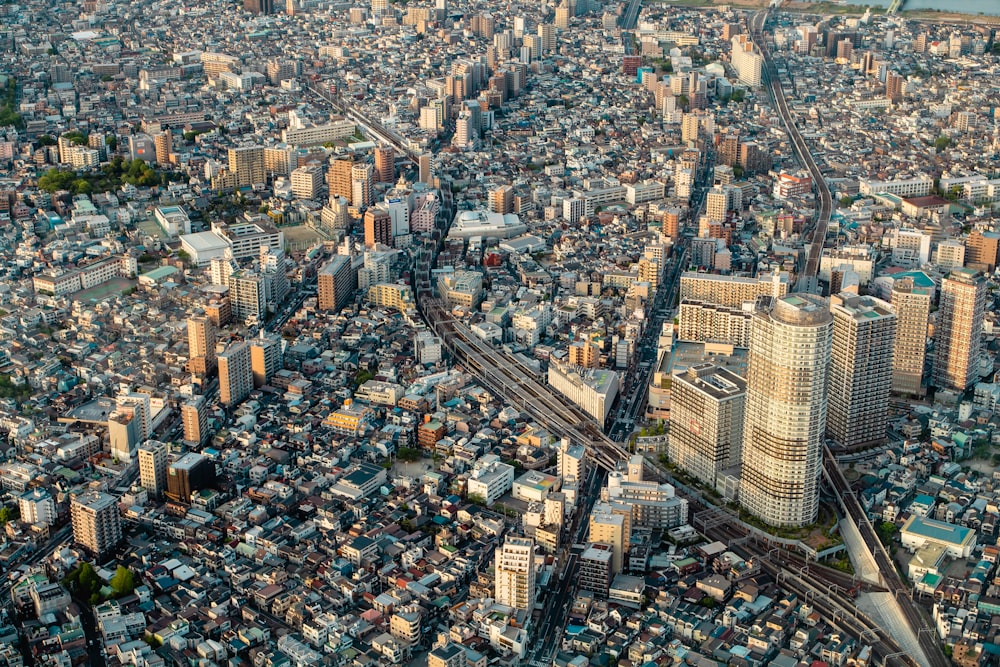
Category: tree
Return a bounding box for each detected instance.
[467,494,486,506]
[37,134,57,146]
[397,447,421,462]
[0,506,18,525]
[109,566,135,597]
[63,130,88,146]
[934,135,951,151]
[876,521,897,546]
[177,249,192,267]
[839,195,853,208]
[106,135,118,150]
[677,94,689,109]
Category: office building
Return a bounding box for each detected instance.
[374,147,395,183]
[827,294,896,449]
[71,491,122,558]
[933,268,986,392]
[318,255,357,312]
[740,294,832,528]
[182,397,209,445]
[891,277,933,396]
[138,439,169,499]
[187,315,217,376]
[668,363,746,488]
[219,341,253,407]
[166,452,217,505]
[495,536,536,610]
[250,333,283,388]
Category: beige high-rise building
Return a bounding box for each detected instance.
[933,268,986,393]
[182,398,209,445]
[318,255,356,312]
[250,333,282,388]
[538,23,556,54]
[667,363,746,488]
[554,3,570,29]
[154,131,172,165]
[328,157,354,202]
[588,501,628,576]
[138,439,169,498]
[891,277,932,396]
[495,536,536,610]
[740,294,832,528]
[826,294,895,449]
[228,146,265,187]
[219,341,253,407]
[71,491,122,558]
[187,315,217,375]
[352,163,375,208]
[489,185,514,214]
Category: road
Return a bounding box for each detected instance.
[748,10,831,289]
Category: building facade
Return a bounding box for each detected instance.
[933,268,986,393]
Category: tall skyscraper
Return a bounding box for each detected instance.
[250,333,283,388]
[374,146,395,183]
[138,440,169,499]
[668,363,746,488]
[933,268,986,392]
[219,341,253,407]
[187,315,217,376]
[826,294,895,449]
[495,536,536,610]
[740,294,832,528]
[891,276,933,396]
[71,491,122,558]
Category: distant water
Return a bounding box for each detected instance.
[844,0,1000,15]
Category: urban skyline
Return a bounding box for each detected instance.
[0,0,997,665]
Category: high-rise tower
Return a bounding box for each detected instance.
[890,276,932,396]
[740,294,832,528]
[826,293,895,449]
[933,268,986,392]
